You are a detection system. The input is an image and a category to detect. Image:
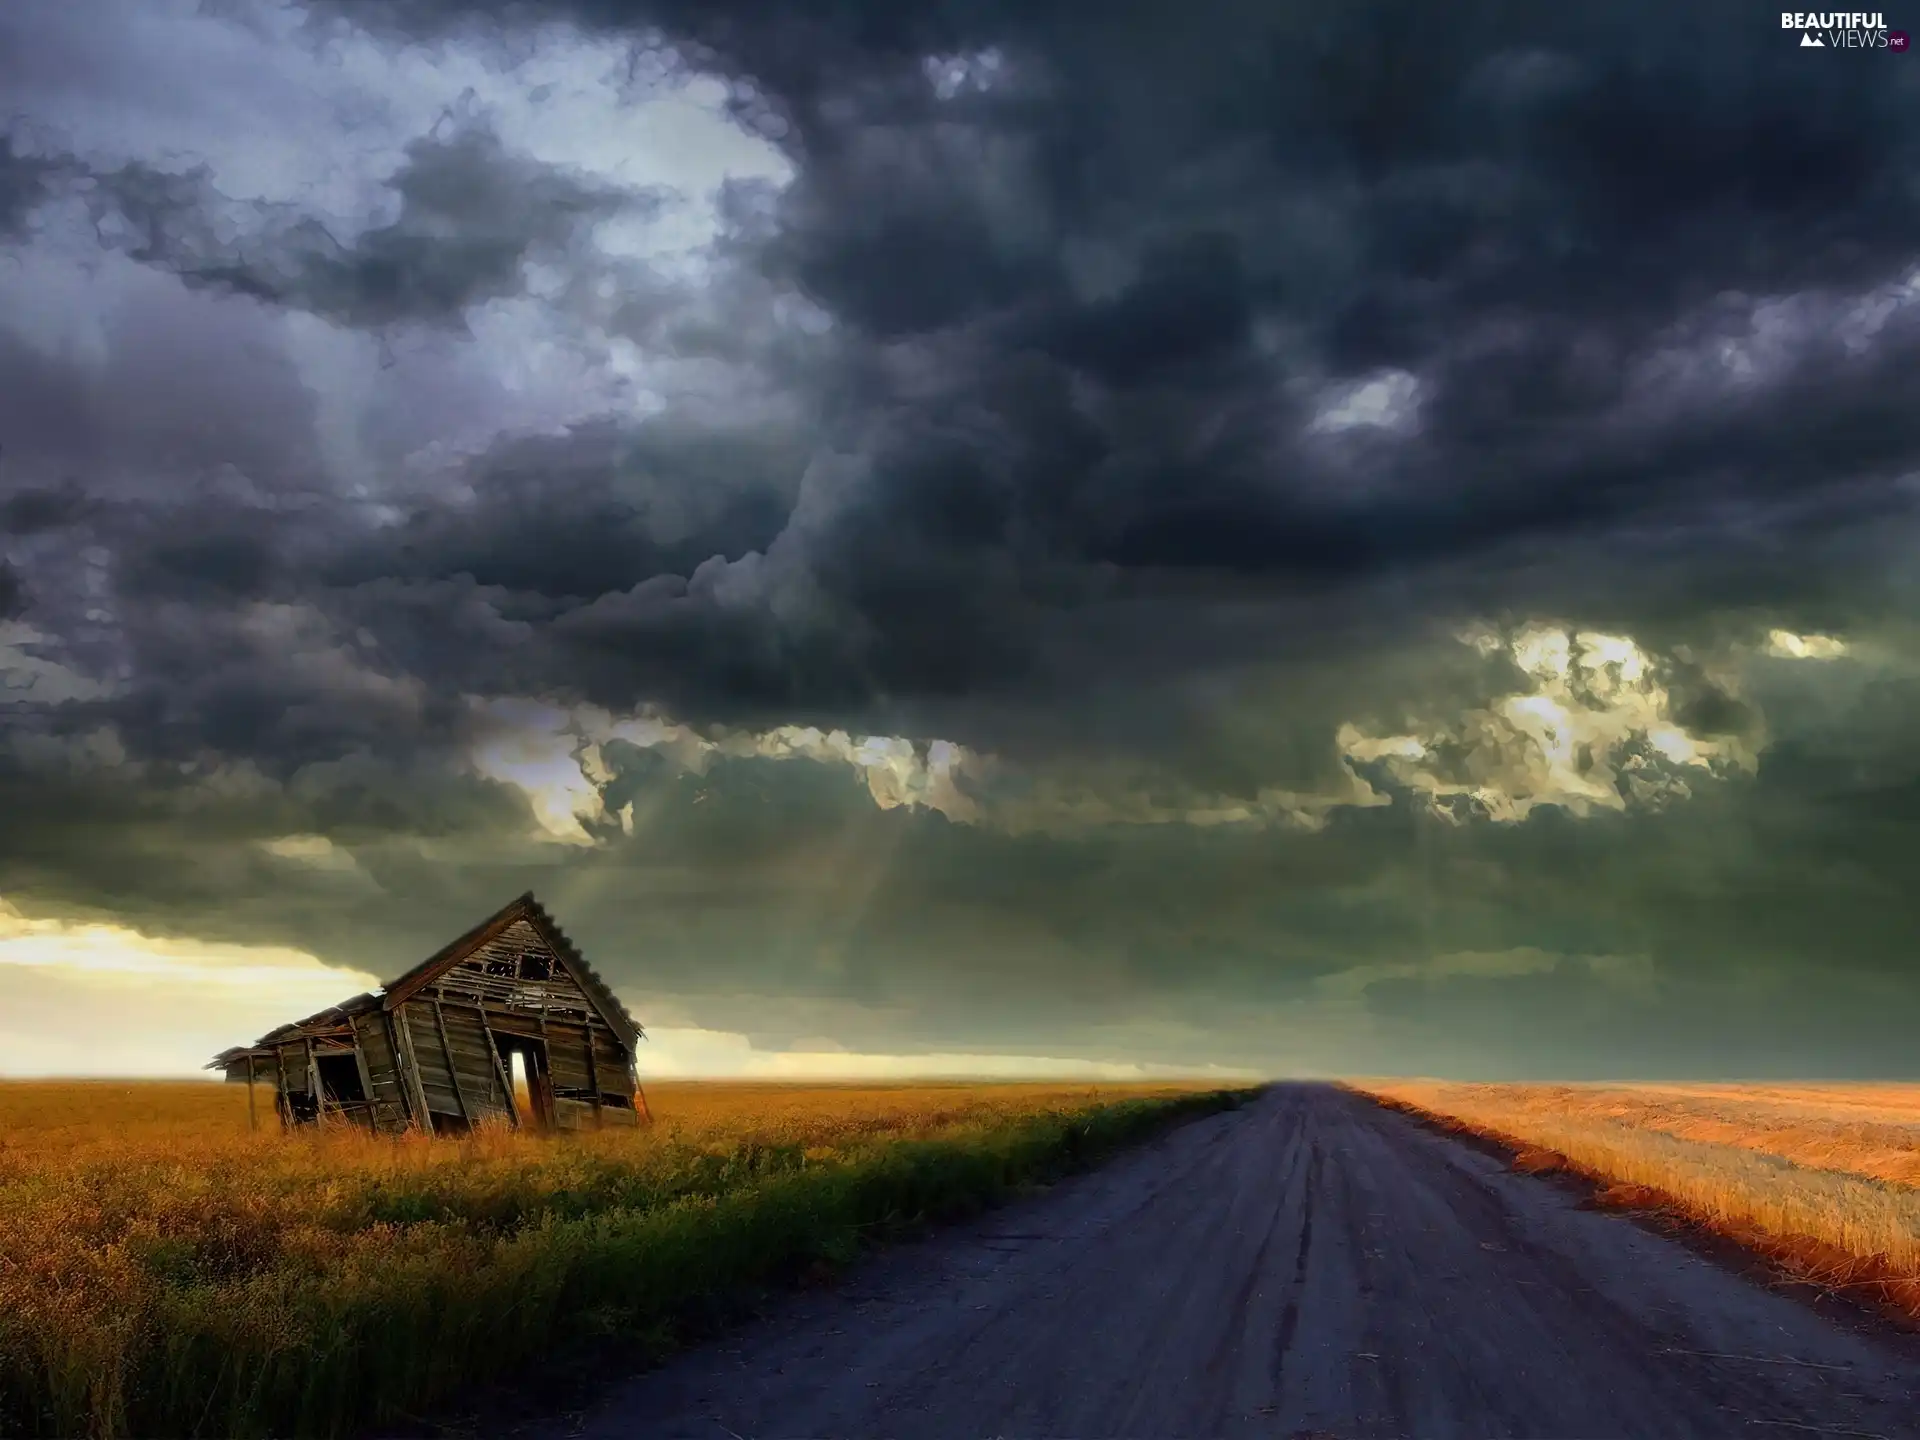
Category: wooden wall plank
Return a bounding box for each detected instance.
[592,1029,636,1095]
[546,1022,594,1093]
[431,1000,472,1125]
[388,1010,434,1132]
[551,1096,598,1131]
[353,1014,407,1107]
[409,920,609,1030]
[402,1001,456,1095]
[352,1044,376,1105]
[440,1007,512,1119]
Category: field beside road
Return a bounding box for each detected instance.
[0,1077,1246,1440]
[1353,1079,1920,1325]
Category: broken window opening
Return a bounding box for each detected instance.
[517,950,553,981]
[315,1053,367,1104]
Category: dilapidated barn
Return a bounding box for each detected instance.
[208,892,649,1134]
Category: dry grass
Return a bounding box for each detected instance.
[0,1077,1246,1440]
[1353,1079,1920,1326]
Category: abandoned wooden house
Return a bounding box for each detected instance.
[207,892,649,1135]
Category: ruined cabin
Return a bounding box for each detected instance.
[208,892,649,1135]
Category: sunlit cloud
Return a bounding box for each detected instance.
[468,619,1777,843]
[1339,624,1758,823]
[469,699,609,844]
[467,697,987,842]
[1765,628,1849,660]
[257,834,366,873]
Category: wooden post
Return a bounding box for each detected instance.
[274,1046,290,1131]
[632,1060,652,1124]
[534,1010,554,1130]
[245,1052,257,1132]
[584,1028,603,1129]
[475,1010,520,1129]
[431,999,472,1126]
[389,1009,435,1136]
[352,1043,376,1129]
[305,1037,322,1126]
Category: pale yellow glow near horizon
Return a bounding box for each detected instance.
[638,1026,1261,1081]
[0,901,1253,1081]
[0,900,381,1077]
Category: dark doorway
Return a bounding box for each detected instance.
[315,1053,367,1104]
[283,1089,319,1125]
[494,1033,554,1130]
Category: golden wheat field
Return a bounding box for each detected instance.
[1353,1079,1920,1322]
[0,1076,1216,1159]
[0,1077,1240,1439]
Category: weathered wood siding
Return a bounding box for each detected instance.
[353,1014,404,1104]
[396,1001,461,1119]
[545,1020,593,1094]
[274,1042,310,1094]
[552,1096,601,1131]
[389,1000,515,1126]
[413,919,599,1023]
[593,1028,636,1098]
[402,915,639,1126]
[351,1013,414,1134]
[438,1003,515,1125]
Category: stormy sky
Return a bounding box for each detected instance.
[3,0,1919,1079]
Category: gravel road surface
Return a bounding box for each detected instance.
[538,1083,1920,1439]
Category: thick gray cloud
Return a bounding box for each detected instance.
[87,123,658,328]
[2,0,1919,1075]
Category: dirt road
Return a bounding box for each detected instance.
[540,1083,1920,1439]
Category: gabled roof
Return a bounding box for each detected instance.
[378,892,642,1051]
[207,892,642,1069]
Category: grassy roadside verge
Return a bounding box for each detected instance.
[0,1086,1252,1440]
[1349,1081,1920,1330]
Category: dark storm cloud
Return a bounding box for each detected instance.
[330,418,802,599]
[86,123,654,328]
[5,0,1920,1075]
[1,482,95,537]
[0,134,68,238]
[265,0,1920,755]
[0,561,24,619]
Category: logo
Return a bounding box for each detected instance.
[1781,9,1900,44]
